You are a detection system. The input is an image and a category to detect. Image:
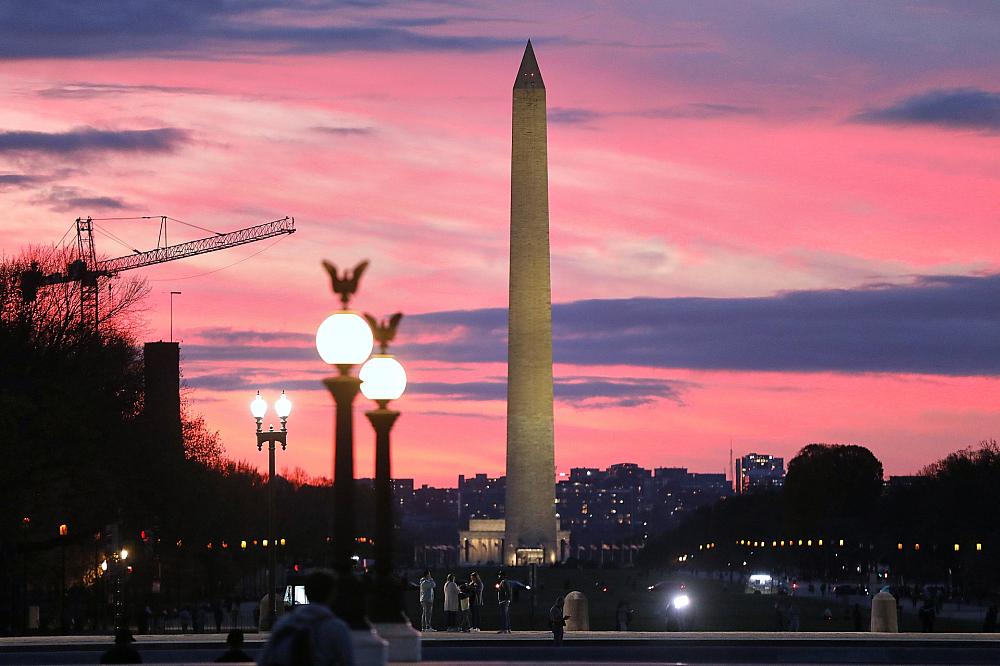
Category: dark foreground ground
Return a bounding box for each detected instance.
[4,632,1000,665]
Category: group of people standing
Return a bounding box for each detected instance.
[419,570,512,633]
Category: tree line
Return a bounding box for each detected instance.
[0,247,379,632]
[640,441,1000,598]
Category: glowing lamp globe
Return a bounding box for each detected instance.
[274,391,292,418]
[250,391,267,418]
[316,312,374,365]
[360,355,407,401]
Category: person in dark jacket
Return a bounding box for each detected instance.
[549,596,569,645]
[468,572,484,632]
[214,630,253,662]
[99,628,142,664]
[983,603,998,632]
[919,597,936,633]
[496,571,512,634]
[258,570,354,666]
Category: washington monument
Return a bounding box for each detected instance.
[504,40,558,566]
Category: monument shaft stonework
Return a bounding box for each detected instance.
[504,41,558,566]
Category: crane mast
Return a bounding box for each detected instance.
[20,215,296,328]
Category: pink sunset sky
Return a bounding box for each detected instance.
[2,2,999,486]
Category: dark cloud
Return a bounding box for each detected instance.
[0,127,189,155]
[549,107,604,125]
[636,103,759,119]
[548,104,759,125]
[37,82,210,99]
[197,327,312,345]
[186,369,690,409]
[35,186,129,212]
[182,344,311,363]
[554,376,692,408]
[0,1,519,59]
[182,273,1000,377]
[311,126,375,136]
[852,88,1000,131]
[186,372,321,393]
[0,173,46,189]
[405,274,1000,375]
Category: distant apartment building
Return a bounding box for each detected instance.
[458,473,505,525]
[398,462,736,567]
[735,453,785,494]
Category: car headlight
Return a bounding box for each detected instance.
[672,594,690,610]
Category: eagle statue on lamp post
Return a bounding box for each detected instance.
[322,259,369,308]
[364,312,403,354]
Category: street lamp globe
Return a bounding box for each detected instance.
[360,354,407,401]
[315,311,374,365]
[274,391,292,418]
[250,391,268,418]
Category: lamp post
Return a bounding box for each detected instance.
[251,390,292,630]
[110,546,128,632]
[360,314,420,661]
[315,260,387,664]
[58,523,68,633]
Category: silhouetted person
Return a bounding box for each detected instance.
[497,571,512,633]
[214,629,252,662]
[919,598,936,632]
[852,603,864,631]
[984,604,997,632]
[616,601,633,631]
[775,590,790,630]
[136,606,150,634]
[419,570,436,631]
[179,606,192,632]
[258,570,353,666]
[100,628,142,664]
[443,573,460,631]
[214,602,224,633]
[549,596,569,645]
[468,572,484,631]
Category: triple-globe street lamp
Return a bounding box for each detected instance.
[250,390,292,629]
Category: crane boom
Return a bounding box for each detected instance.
[19,215,297,329]
[99,216,295,274]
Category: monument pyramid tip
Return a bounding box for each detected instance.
[514,40,544,90]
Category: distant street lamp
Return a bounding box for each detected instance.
[109,545,129,632]
[315,260,388,664]
[251,389,292,629]
[360,314,420,660]
[58,524,68,633]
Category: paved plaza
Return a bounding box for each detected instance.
[4,631,1000,665]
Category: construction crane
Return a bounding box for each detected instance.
[20,215,296,328]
